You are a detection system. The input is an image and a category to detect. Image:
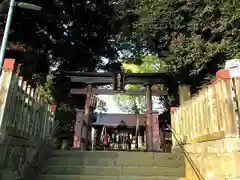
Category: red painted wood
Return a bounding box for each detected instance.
[71,88,168,95]
[3,58,15,70]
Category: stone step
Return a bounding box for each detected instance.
[48,151,184,167]
[0,170,15,180]
[47,156,184,167]
[39,175,181,180]
[51,151,182,159]
[42,165,185,177]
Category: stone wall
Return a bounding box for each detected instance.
[0,133,55,180]
[180,138,240,180]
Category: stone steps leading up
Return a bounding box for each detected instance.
[0,150,186,180]
[0,172,184,180]
[51,150,183,159]
[38,175,181,180]
[42,165,184,176]
[1,151,186,180]
[48,151,184,167]
[37,150,185,180]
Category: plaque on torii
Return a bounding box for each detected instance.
[112,69,125,92]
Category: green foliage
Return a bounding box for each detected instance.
[3,0,239,125]
[37,74,54,101]
[115,0,240,105]
[113,95,145,114]
[0,0,126,143]
[4,0,121,83]
[2,0,123,120]
[123,54,169,73]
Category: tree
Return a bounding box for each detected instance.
[114,95,145,114]
[3,0,123,107]
[0,0,126,145]
[115,0,240,105]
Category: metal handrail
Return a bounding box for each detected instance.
[167,125,204,180]
[19,122,60,180]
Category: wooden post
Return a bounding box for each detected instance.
[82,84,92,150]
[152,111,160,151]
[178,85,191,105]
[73,109,84,149]
[145,84,153,151]
[42,103,49,138]
[170,107,179,152]
[135,114,139,150]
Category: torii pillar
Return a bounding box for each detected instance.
[72,84,92,150]
[82,84,93,150]
[145,84,153,151]
[73,109,84,149]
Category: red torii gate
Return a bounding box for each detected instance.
[67,71,169,151]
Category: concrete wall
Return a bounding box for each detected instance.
[180,138,240,180]
[0,133,56,180]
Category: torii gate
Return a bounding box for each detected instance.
[67,71,169,151]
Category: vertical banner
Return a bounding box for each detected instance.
[135,115,139,149]
[91,127,95,151]
[145,116,149,150]
[152,112,160,151]
[73,116,81,148]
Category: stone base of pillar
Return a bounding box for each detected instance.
[61,139,69,150]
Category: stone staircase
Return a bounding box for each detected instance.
[38,150,185,180]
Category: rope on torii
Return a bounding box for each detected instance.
[88,92,106,109]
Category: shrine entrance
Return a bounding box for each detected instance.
[91,113,157,151]
[67,70,169,152]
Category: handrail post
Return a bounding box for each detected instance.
[178,84,191,105]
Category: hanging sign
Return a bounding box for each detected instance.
[113,71,125,92]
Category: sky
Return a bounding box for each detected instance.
[97,95,126,113]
